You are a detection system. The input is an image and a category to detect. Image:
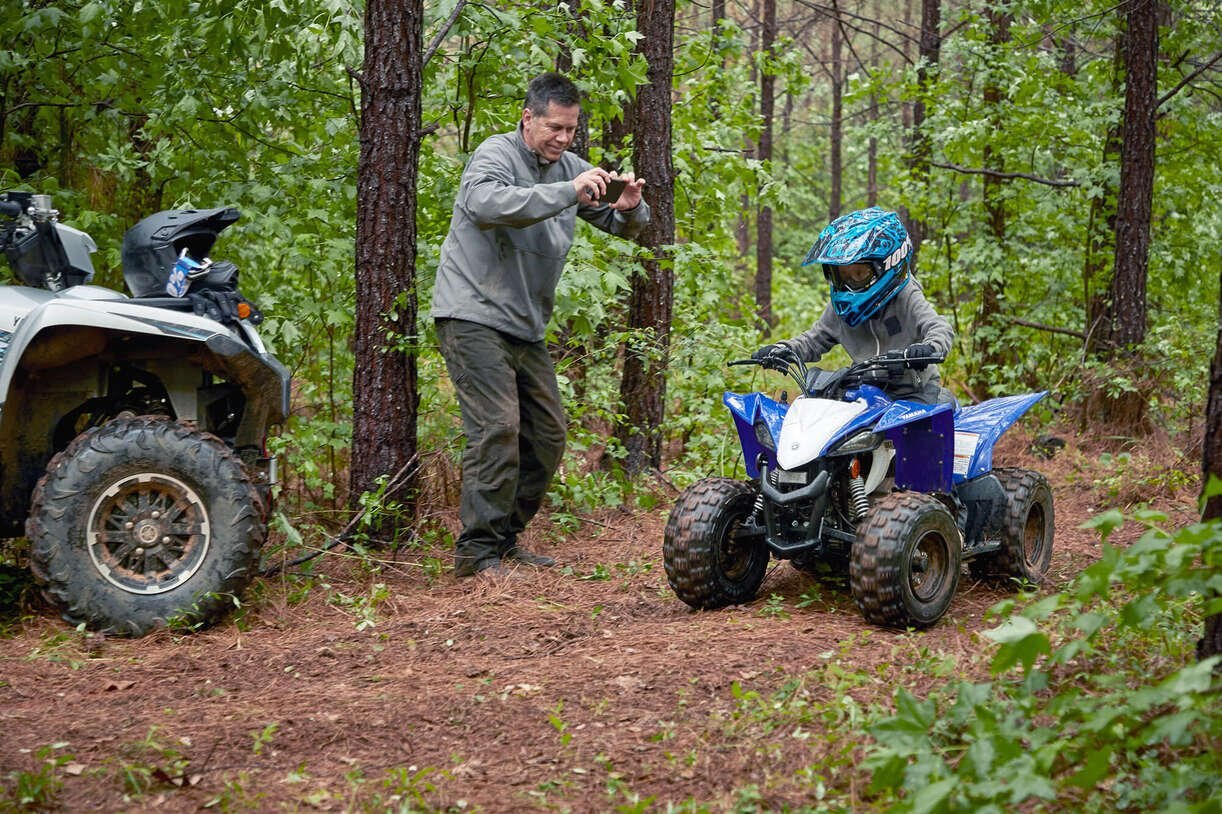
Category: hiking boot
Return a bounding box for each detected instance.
[502,546,556,568]
[454,555,502,578]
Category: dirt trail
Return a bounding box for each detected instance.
[0,431,1202,811]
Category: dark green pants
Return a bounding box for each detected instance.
[436,319,567,573]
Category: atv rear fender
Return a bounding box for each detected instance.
[0,289,288,428]
[951,392,1047,482]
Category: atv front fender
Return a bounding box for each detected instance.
[724,391,788,479]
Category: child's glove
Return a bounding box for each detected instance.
[903,343,937,370]
[752,343,796,371]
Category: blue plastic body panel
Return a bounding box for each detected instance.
[817,384,893,455]
[952,391,1047,481]
[876,400,956,492]
[724,385,1043,488]
[724,391,788,478]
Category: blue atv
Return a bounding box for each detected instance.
[663,351,1054,628]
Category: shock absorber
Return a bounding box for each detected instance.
[848,456,869,521]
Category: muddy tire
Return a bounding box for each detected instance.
[969,467,1054,586]
[850,492,961,628]
[664,478,767,609]
[26,416,265,636]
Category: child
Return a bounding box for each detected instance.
[754,207,955,404]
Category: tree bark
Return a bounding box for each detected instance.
[618,0,676,475]
[351,0,422,532]
[906,0,941,260]
[972,7,1011,395]
[866,0,881,207]
[1199,263,1222,661]
[755,0,777,330]
[829,13,843,221]
[1105,0,1157,351]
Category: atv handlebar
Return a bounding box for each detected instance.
[730,351,946,397]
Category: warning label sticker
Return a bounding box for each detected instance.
[953,432,980,476]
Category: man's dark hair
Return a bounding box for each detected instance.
[525,73,581,115]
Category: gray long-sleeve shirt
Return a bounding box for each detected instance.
[432,125,651,342]
[784,280,955,389]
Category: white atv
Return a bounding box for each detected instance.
[0,192,289,636]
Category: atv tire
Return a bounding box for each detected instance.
[851,491,961,628]
[664,478,768,609]
[969,467,1054,586]
[27,416,266,636]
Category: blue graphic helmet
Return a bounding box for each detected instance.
[801,207,913,327]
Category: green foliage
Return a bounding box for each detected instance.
[864,515,1221,812]
[2,743,73,810]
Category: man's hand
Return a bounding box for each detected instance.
[609,172,646,211]
[574,167,611,205]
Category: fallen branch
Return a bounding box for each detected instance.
[260,456,419,577]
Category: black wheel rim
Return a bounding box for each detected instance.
[1023,502,1048,567]
[87,473,211,595]
[908,528,952,602]
[717,513,755,581]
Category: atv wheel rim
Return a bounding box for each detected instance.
[909,530,951,602]
[1023,503,1047,567]
[87,473,211,595]
[719,518,754,580]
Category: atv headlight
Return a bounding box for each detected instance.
[753,420,776,451]
[829,430,883,456]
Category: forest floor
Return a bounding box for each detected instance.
[0,426,1206,812]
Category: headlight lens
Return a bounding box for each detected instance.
[753,420,776,451]
[830,430,883,455]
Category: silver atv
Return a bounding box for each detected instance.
[0,192,289,636]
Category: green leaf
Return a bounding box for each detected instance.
[1067,746,1112,789]
[1081,509,1125,540]
[908,778,957,814]
[984,616,1051,674]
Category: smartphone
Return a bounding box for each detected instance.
[602,177,628,204]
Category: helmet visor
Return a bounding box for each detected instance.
[827,261,879,292]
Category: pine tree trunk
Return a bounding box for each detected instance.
[973,8,1011,395]
[618,0,676,475]
[1199,265,1222,662]
[351,0,422,532]
[1106,0,1157,351]
[755,0,776,330]
[907,0,941,259]
[829,17,843,221]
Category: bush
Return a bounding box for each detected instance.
[864,508,1221,813]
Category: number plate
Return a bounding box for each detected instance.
[776,468,808,485]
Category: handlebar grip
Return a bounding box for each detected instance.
[0,201,22,218]
[728,359,759,367]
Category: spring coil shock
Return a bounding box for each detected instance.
[848,457,869,521]
[750,491,766,521]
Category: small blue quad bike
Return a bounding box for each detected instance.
[663,351,1054,628]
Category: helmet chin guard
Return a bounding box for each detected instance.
[802,207,913,327]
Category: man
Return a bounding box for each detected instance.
[433,73,650,578]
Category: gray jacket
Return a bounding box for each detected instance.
[432,126,651,342]
[784,280,954,389]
